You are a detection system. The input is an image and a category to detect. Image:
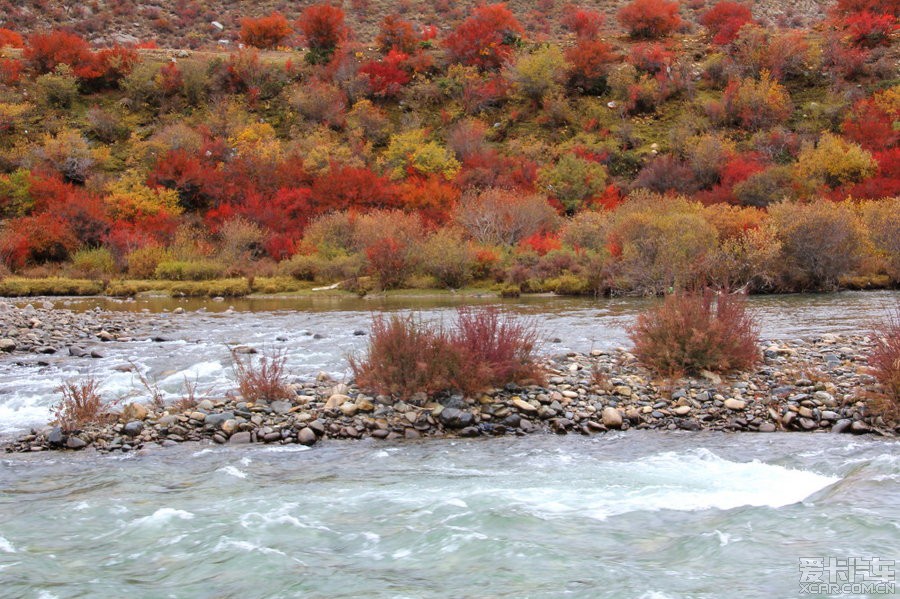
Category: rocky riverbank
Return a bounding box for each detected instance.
[5,329,897,453]
[0,299,173,358]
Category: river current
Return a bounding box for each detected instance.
[1,291,898,598]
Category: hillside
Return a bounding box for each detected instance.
[1,0,835,48]
[0,0,897,298]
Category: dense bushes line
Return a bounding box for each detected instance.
[0,1,897,294]
[1,194,898,296]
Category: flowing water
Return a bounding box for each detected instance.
[1,291,899,598]
[1,290,898,435]
[0,433,897,598]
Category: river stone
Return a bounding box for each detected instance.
[724,398,746,411]
[340,402,358,417]
[122,402,149,421]
[502,414,522,428]
[123,421,144,437]
[601,407,623,429]
[325,394,351,410]
[355,397,375,411]
[438,408,474,429]
[68,346,87,357]
[188,411,206,422]
[511,398,537,413]
[831,419,852,433]
[298,427,318,446]
[758,422,777,433]
[229,431,252,444]
[850,421,869,434]
[197,399,214,411]
[205,412,235,429]
[270,400,292,415]
[66,436,87,449]
[90,350,104,359]
[0,338,15,352]
[47,426,64,445]
[673,405,691,416]
[221,419,238,435]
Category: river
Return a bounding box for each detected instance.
[1,433,898,598]
[1,290,898,435]
[1,291,898,598]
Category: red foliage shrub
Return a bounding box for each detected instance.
[617,0,683,39]
[25,30,94,75]
[461,74,510,112]
[629,289,760,375]
[359,49,410,97]
[311,164,400,212]
[231,348,292,402]
[700,1,753,44]
[150,149,209,211]
[90,45,140,88]
[834,0,899,17]
[453,307,541,386]
[0,27,24,48]
[0,212,79,269]
[520,232,562,255]
[843,99,898,152]
[629,42,675,74]
[365,236,411,288]
[456,150,537,192]
[868,307,900,418]
[158,62,183,95]
[842,11,898,48]
[0,57,22,85]
[561,6,605,39]
[376,14,419,53]
[350,308,540,398]
[52,378,106,432]
[444,3,524,70]
[396,175,460,224]
[565,39,618,92]
[838,147,900,199]
[240,13,293,49]
[297,3,347,56]
[350,313,467,398]
[104,212,178,258]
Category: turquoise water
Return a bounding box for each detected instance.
[1,433,897,598]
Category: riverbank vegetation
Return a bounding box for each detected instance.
[629,289,759,375]
[0,1,898,297]
[350,307,542,398]
[869,307,900,418]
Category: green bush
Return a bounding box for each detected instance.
[154,260,225,281]
[126,246,172,279]
[71,248,116,278]
[33,65,79,109]
[419,229,475,289]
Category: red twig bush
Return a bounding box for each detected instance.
[231,348,292,402]
[869,307,900,420]
[629,289,760,376]
[351,308,541,398]
[454,307,542,386]
[52,378,106,431]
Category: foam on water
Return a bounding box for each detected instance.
[130,508,195,527]
[217,465,248,479]
[499,448,839,520]
[0,400,50,434]
[0,535,16,553]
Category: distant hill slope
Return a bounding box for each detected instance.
[0,0,834,48]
